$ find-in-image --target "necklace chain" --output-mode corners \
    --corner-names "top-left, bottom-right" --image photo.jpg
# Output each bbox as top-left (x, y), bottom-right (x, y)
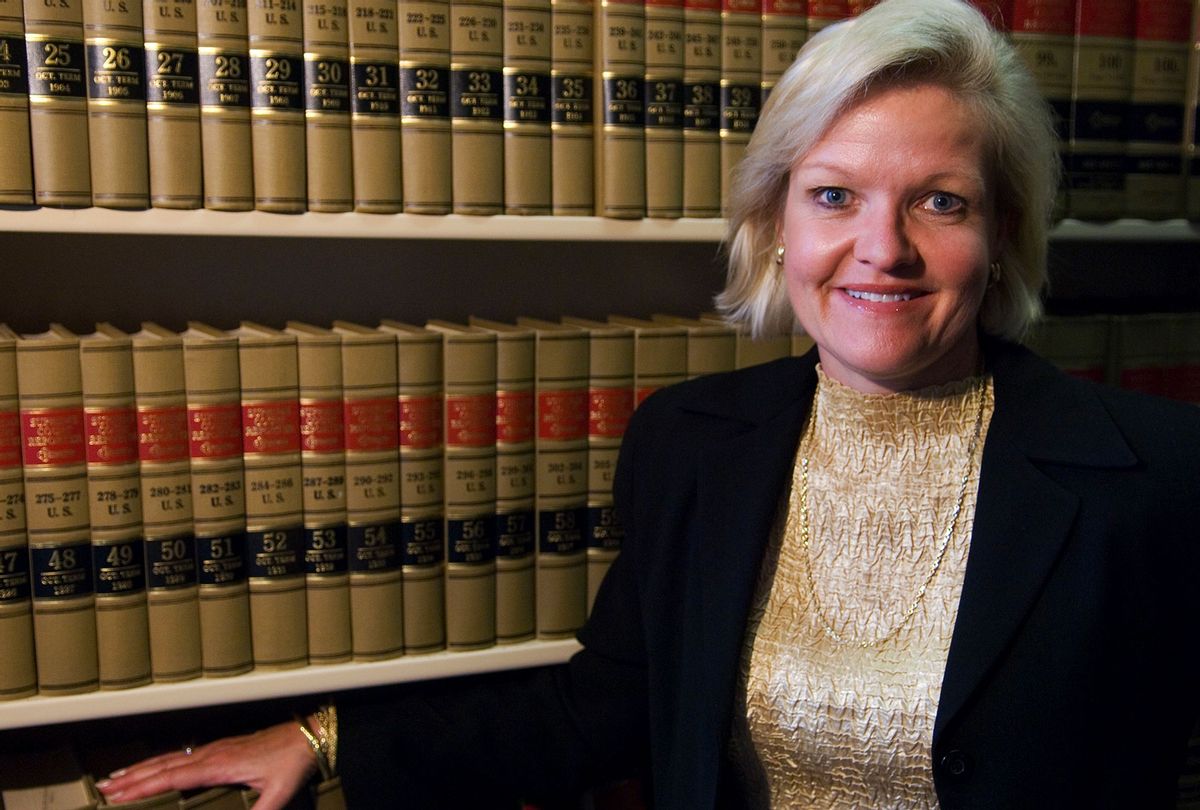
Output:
top-left (796, 375), bottom-right (988, 649)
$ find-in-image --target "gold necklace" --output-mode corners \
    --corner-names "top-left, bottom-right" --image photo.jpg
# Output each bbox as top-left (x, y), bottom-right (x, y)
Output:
top-left (796, 374), bottom-right (988, 649)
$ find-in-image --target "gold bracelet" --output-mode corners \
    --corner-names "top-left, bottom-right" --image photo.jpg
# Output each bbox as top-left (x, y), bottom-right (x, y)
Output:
top-left (296, 716), bottom-right (333, 781)
top-left (315, 704), bottom-right (338, 776)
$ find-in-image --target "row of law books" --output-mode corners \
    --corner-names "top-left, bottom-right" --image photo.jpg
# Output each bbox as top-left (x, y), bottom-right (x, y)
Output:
top-left (0, 314), bottom-right (809, 701)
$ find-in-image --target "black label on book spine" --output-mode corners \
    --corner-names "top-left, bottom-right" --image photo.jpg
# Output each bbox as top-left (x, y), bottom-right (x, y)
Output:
top-left (1067, 152), bottom-right (1125, 191)
top-left (352, 60), bottom-right (401, 115)
top-left (1129, 102), bottom-right (1184, 143)
top-left (494, 509), bottom-right (533, 558)
top-left (0, 545), bottom-right (31, 602)
top-left (503, 70), bottom-right (550, 124)
top-left (719, 82), bottom-right (759, 133)
top-left (401, 518), bottom-right (443, 566)
top-left (585, 505), bottom-right (623, 551)
top-left (246, 527), bottom-right (303, 577)
top-left (1071, 100), bottom-right (1127, 142)
top-left (450, 67), bottom-right (502, 120)
top-left (683, 80), bottom-right (718, 131)
top-left (25, 39), bottom-right (87, 99)
top-left (31, 542), bottom-right (94, 600)
top-left (538, 506), bottom-right (585, 554)
top-left (86, 43), bottom-right (147, 101)
top-left (145, 45), bottom-right (201, 105)
top-left (305, 525), bottom-right (349, 574)
top-left (305, 56), bottom-right (351, 113)
top-left (0, 35), bottom-right (30, 96)
top-left (93, 538), bottom-right (147, 595)
top-left (399, 65), bottom-right (449, 118)
top-left (146, 535), bottom-right (198, 590)
top-left (644, 78), bottom-right (682, 128)
top-left (250, 52), bottom-right (304, 111)
top-left (447, 516), bottom-right (495, 563)
top-left (603, 75), bottom-right (643, 127)
top-left (1126, 154), bottom-right (1184, 175)
top-left (348, 522), bottom-right (400, 572)
top-left (197, 532), bottom-right (247, 585)
top-left (550, 74), bottom-right (591, 125)
top-left (199, 50), bottom-right (251, 108)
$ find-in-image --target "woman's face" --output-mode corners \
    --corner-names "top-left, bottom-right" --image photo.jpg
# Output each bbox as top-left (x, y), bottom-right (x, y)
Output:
top-left (779, 82), bottom-right (1000, 393)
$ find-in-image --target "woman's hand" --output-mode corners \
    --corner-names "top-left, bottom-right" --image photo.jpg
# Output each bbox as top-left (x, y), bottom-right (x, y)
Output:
top-left (95, 719), bottom-right (319, 810)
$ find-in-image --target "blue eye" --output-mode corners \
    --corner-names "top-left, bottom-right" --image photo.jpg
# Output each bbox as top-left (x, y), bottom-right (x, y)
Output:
top-left (926, 192), bottom-right (962, 213)
top-left (817, 188), bottom-right (848, 206)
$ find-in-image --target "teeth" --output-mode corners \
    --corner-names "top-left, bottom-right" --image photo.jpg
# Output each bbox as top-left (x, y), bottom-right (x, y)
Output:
top-left (847, 289), bottom-right (915, 303)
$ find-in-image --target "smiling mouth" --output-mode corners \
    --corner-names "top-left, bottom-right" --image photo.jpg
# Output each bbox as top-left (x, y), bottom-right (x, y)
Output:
top-left (844, 289), bottom-right (922, 303)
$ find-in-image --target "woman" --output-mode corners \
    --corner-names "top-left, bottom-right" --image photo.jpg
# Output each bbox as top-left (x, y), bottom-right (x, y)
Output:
top-left (99, 0), bottom-right (1200, 806)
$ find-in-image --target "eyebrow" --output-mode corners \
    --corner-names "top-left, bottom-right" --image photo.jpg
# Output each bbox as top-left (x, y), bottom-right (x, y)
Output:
top-left (794, 162), bottom-right (987, 191)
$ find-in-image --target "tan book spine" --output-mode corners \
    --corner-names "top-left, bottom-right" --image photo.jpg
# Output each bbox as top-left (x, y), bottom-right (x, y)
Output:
top-left (180, 323), bottom-right (252, 677)
top-left (0, 0), bottom-right (34, 205)
top-left (718, 0), bottom-right (759, 217)
top-left (130, 324), bottom-right (202, 683)
top-left (803, 0), bottom-right (846, 36)
top-left (304, 0), bottom-right (353, 211)
top-left (0, 326), bottom-right (35, 700)
top-left (83, 0), bottom-right (149, 208)
top-left (760, 0), bottom-right (802, 103)
top-left (467, 317), bottom-right (534, 643)
top-left (644, 0), bottom-right (682, 217)
top-left (1188, 0), bottom-right (1199, 219)
top-left (503, 0), bottom-right (552, 214)
top-left (80, 326), bottom-right (152, 690)
top-left (197, 0), bottom-right (253, 209)
top-left (16, 328), bottom-right (99, 695)
top-left (1023, 313), bottom-right (1112, 384)
top-left (231, 323), bottom-right (308, 669)
top-left (549, 0), bottom-right (593, 214)
top-left (427, 322), bottom-right (496, 650)
top-left (607, 315), bottom-right (686, 403)
top-left (450, 0), bottom-right (503, 213)
top-left (398, 0), bottom-right (451, 213)
top-left (329, 321), bottom-right (404, 661)
top-left (286, 323), bottom-right (353, 665)
top-left (1126, 0), bottom-right (1191, 219)
top-left (23, 0), bottom-right (91, 206)
top-left (248, 0), bottom-right (307, 211)
top-left (650, 313), bottom-right (734, 377)
top-left (790, 329), bottom-right (814, 356)
top-left (379, 321), bottom-right (445, 653)
top-left (348, 0), bottom-right (402, 212)
top-left (595, 0), bottom-right (644, 218)
top-left (143, 0), bottom-right (202, 208)
top-left (681, 0), bottom-right (718, 217)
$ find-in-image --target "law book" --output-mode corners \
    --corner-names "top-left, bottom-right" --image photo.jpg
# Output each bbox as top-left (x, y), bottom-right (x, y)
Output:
top-left (0, 0), bottom-right (34, 205)
top-left (378, 321), bottom-right (446, 654)
top-left (606, 315), bottom-right (687, 404)
top-left (594, 0), bottom-right (645, 218)
top-left (503, 0), bottom-right (552, 214)
top-left (1166, 310), bottom-right (1200, 404)
top-left (229, 322), bottom-right (308, 669)
top-left (248, 0), bottom-right (307, 211)
top-left (197, 0), bottom-right (253, 210)
top-left (1023, 312), bottom-right (1111, 385)
top-left (129, 323), bottom-right (202, 683)
top-left (467, 317), bottom-right (535, 643)
top-left (560, 317), bottom-right (632, 612)
top-left (304, 0), bottom-right (353, 211)
top-left (699, 311), bottom-right (789, 368)
top-left (0, 325), bottom-right (35, 701)
top-left (643, 0), bottom-right (683, 217)
top-left (284, 322), bottom-right (353, 665)
top-left (803, 0), bottom-right (847, 39)
top-left (718, 0), bottom-right (760, 216)
top-left (649, 313), bottom-right (734, 377)
top-left (1188, 0), bottom-right (1199, 220)
top-left (79, 324), bottom-right (152, 690)
top-left (760, 0), bottom-right (803, 105)
top-left (790, 328), bottom-right (814, 356)
top-left (549, 0), bottom-right (593, 214)
top-left (1068, 0), bottom-right (1134, 221)
top-left (1126, 0), bottom-right (1191, 219)
top-left (426, 322), bottom-right (496, 649)
top-left (680, 0), bottom-right (719, 217)
top-left (450, 0), bottom-right (504, 213)
top-left (179, 322), bottom-right (252, 677)
top-left (1112, 312), bottom-right (1173, 397)
top-left (16, 326), bottom-right (99, 696)
top-left (398, 0), bottom-right (452, 213)
top-left (142, 0), bottom-right (203, 208)
top-left (327, 320), bottom-right (404, 661)
top-left (514, 317), bottom-right (588, 638)
top-left (347, 0), bottom-right (402, 212)
top-left (23, 0), bottom-right (92, 207)
top-left (82, 0), bottom-right (150, 208)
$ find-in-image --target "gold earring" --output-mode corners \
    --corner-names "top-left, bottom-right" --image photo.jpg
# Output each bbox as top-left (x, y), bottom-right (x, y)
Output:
top-left (775, 243), bottom-right (786, 265)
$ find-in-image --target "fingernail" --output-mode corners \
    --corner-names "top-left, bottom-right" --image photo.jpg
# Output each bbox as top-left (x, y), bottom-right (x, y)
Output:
top-left (95, 779), bottom-right (111, 789)
top-left (108, 769), bottom-right (127, 778)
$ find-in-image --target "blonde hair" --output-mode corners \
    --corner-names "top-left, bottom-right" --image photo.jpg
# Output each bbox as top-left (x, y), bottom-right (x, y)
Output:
top-left (716, 0), bottom-right (1059, 341)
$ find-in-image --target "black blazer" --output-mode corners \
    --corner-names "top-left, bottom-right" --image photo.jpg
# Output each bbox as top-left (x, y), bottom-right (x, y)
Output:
top-left (339, 339), bottom-right (1200, 809)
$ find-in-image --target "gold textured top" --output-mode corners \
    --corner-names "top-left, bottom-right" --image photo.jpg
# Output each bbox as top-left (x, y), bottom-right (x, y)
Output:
top-left (728, 366), bottom-right (996, 808)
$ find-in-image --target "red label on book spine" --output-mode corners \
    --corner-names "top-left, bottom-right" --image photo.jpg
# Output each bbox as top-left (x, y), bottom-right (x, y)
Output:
top-left (537, 389), bottom-right (588, 441)
top-left (685, 0), bottom-right (720, 10)
top-left (636, 386), bottom-right (661, 407)
top-left (1076, 0), bottom-right (1134, 38)
top-left (1135, 0), bottom-right (1191, 43)
top-left (764, 0), bottom-right (804, 15)
top-left (242, 401), bottom-right (301, 454)
top-left (300, 400), bottom-right (346, 453)
top-left (446, 394), bottom-right (497, 448)
top-left (965, 0), bottom-right (1012, 31)
top-left (399, 395), bottom-right (442, 449)
top-left (648, 0), bottom-right (683, 8)
top-left (0, 411), bottom-right (20, 468)
top-left (1011, 0), bottom-right (1075, 35)
top-left (86, 407), bottom-right (139, 465)
top-left (807, 0), bottom-right (849, 21)
top-left (722, 0), bottom-right (757, 11)
top-left (496, 390), bottom-right (534, 444)
top-left (847, 0), bottom-right (876, 15)
top-left (21, 407), bottom-right (86, 467)
top-left (188, 403), bottom-right (242, 459)
top-left (137, 405), bottom-right (189, 462)
top-left (343, 397), bottom-right (396, 452)
top-left (589, 388), bottom-right (634, 439)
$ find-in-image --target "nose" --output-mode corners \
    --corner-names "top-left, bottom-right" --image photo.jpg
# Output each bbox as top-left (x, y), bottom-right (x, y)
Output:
top-left (852, 204), bottom-right (918, 272)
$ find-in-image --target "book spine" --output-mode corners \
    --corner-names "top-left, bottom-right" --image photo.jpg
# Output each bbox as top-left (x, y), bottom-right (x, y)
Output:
top-left (684, 327), bottom-right (734, 376)
top-left (803, 0), bottom-right (846, 36)
top-left (237, 336), bottom-right (308, 669)
top-left (549, 0), bottom-right (593, 214)
top-left (23, 0), bottom-right (92, 206)
top-left (399, 0), bottom-right (451, 213)
top-left (304, 0), bottom-right (353, 210)
top-left (83, 0), bottom-right (150, 208)
top-left (644, 0), bottom-right (682, 217)
top-left (718, 0), bottom-right (759, 216)
top-left (503, 0), bottom-right (552, 214)
top-left (450, 0), bottom-right (503, 213)
top-left (1188, 0), bottom-right (1199, 220)
top-left (294, 336), bottom-right (352, 664)
top-left (760, 0), bottom-right (802, 103)
top-left (131, 338), bottom-right (202, 682)
top-left (143, 0), bottom-right (203, 208)
top-left (1126, 0), bottom-right (1191, 219)
top-left (348, 0), bottom-right (402, 212)
top-left (0, 335), bottom-right (35, 700)
top-left (441, 333), bottom-right (496, 649)
top-left (183, 339), bottom-right (252, 676)
top-left (17, 338), bottom-right (99, 695)
top-left (681, 0), bottom-right (718, 217)
top-left (197, 0), bottom-right (254, 210)
top-left (631, 326), bottom-right (685, 403)
top-left (1024, 314), bottom-right (1112, 383)
top-left (1069, 0), bottom-right (1134, 221)
top-left (0, 0), bottom-right (33, 205)
top-left (595, 0), bottom-right (644, 217)
top-left (248, 0), bottom-right (307, 211)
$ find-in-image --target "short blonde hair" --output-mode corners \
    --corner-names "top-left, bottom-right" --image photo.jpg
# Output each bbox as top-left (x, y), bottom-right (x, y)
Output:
top-left (716, 0), bottom-right (1059, 341)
